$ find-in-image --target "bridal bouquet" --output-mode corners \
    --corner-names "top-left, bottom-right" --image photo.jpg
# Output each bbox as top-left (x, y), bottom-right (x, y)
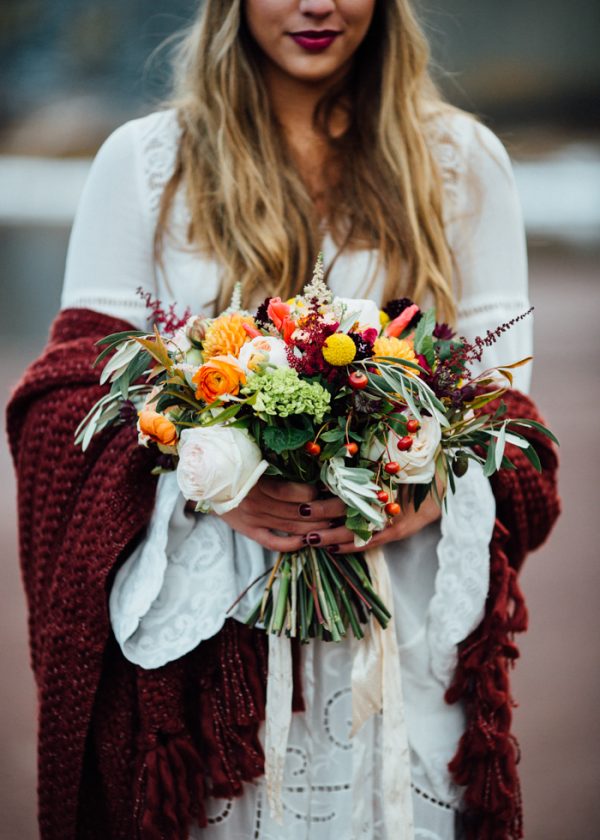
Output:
top-left (77, 256), bottom-right (556, 642)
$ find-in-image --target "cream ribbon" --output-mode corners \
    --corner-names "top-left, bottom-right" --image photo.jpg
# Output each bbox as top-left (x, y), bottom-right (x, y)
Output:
top-left (351, 547), bottom-right (414, 839)
top-left (265, 547), bottom-right (414, 838)
top-left (265, 631), bottom-right (293, 824)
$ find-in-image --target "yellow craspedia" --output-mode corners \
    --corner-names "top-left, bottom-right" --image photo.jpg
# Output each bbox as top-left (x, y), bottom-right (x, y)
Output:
top-left (373, 337), bottom-right (419, 376)
top-left (322, 333), bottom-right (357, 366)
top-left (203, 313), bottom-right (256, 359)
top-left (379, 310), bottom-right (390, 327)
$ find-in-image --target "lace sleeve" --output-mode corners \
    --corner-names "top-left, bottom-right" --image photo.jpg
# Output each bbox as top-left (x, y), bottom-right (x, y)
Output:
top-left (433, 113), bottom-right (533, 393)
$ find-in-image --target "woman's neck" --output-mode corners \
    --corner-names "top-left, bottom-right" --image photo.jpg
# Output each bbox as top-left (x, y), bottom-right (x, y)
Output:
top-left (260, 58), bottom-right (350, 212)
top-left (261, 57), bottom-right (350, 139)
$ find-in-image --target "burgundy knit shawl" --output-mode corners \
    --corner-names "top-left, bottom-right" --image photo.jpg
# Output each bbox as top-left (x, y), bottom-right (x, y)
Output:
top-left (6, 309), bottom-right (560, 840)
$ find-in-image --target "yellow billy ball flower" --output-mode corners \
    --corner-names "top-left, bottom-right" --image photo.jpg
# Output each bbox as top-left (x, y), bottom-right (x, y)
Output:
top-left (379, 310), bottom-right (390, 327)
top-left (322, 333), bottom-right (357, 366)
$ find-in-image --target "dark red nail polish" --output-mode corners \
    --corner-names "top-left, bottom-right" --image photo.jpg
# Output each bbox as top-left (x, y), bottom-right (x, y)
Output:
top-left (329, 545), bottom-right (340, 554)
top-left (299, 504), bottom-right (312, 518)
top-left (305, 532), bottom-right (321, 546)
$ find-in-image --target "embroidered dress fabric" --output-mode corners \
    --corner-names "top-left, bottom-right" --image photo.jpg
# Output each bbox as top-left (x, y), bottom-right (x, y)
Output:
top-left (61, 108), bottom-right (532, 840)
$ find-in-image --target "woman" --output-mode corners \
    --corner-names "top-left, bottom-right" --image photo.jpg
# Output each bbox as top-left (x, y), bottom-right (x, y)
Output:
top-left (7, 1), bottom-right (560, 839)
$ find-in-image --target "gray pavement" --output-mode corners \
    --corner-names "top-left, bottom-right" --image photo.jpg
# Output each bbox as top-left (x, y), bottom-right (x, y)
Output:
top-left (1, 249), bottom-right (598, 839)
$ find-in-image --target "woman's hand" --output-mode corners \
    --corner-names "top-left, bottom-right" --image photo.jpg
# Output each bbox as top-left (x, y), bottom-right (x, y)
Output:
top-left (203, 477), bottom-right (347, 553)
top-left (293, 477), bottom-right (446, 554)
top-left (328, 494), bottom-right (443, 554)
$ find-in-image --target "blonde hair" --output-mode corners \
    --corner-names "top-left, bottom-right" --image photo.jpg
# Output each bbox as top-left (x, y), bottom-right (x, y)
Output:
top-left (156, 0), bottom-right (460, 321)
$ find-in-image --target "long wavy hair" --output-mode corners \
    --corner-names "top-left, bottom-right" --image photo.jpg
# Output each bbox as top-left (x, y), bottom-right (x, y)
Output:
top-left (156, 0), bottom-right (462, 321)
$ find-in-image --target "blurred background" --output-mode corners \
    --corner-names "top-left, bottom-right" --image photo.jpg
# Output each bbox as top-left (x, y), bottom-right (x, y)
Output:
top-left (1, 1), bottom-right (599, 838)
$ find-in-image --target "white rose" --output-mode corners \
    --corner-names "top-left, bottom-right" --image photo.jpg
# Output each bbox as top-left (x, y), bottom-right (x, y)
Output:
top-left (363, 415), bottom-right (442, 484)
top-left (176, 426), bottom-right (269, 514)
top-left (395, 416), bottom-right (442, 484)
top-left (237, 336), bottom-right (290, 374)
top-left (334, 297), bottom-right (381, 332)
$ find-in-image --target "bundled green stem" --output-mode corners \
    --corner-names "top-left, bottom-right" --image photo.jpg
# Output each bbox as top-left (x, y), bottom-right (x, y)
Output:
top-left (245, 547), bottom-right (392, 642)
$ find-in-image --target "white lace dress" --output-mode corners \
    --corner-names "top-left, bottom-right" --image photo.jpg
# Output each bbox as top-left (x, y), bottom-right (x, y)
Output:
top-left (61, 108), bottom-right (532, 840)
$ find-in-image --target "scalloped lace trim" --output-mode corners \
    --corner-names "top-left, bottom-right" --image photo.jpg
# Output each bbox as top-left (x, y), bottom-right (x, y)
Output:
top-left (427, 461), bottom-right (496, 689)
top-left (457, 298), bottom-right (531, 320)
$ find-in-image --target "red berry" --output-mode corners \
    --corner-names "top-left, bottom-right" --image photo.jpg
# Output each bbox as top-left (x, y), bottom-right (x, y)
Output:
top-left (345, 442), bottom-right (359, 456)
top-left (348, 371), bottom-right (368, 390)
top-left (376, 490), bottom-right (389, 503)
top-left (407, 419), bottom-right (420, 433)
top-left (385, 502), bottom-right (401, 516)
top-left (304, 441), bottom-right (321, 456)
top-left (397, 436), bottom-right (413, 452)
top-left (384, 461), bottom-right (400, 475)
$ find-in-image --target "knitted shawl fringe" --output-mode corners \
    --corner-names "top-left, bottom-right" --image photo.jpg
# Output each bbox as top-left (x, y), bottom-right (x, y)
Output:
top-left (6, 309), bottom-right (560, 840)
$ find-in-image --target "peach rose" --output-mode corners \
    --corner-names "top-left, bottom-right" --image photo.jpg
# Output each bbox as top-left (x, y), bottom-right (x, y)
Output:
top-left (192, 355), bottom-right (246, 403)
top-left (138, 410), bottom-right (178, 447)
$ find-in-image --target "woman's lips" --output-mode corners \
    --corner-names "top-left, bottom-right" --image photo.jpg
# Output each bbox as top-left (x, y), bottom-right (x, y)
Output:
top-left (289, 31), bottom-right (341, 52)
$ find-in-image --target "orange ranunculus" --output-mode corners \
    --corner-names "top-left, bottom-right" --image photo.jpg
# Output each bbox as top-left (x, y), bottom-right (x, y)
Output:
top-left (267, 297), bottom-right (291, 331)
top-left (192, 356), bottom-right (246, 403)
top-left (203, 313), bottom-right (257, 359)
top-left (138, 410), bottom-right (178, 446)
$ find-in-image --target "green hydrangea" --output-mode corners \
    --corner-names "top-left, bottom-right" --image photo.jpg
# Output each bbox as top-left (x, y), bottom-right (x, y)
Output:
top-left (243, 368), bottom-right (331, 423)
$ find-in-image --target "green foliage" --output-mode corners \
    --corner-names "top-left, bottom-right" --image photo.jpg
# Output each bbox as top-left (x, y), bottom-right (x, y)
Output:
top-left (263, 424), bottom-right (314, 454)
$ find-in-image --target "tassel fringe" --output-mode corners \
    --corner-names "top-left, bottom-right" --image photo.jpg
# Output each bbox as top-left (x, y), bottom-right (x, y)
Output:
top-left (446, 522), bottom-right (528, 840)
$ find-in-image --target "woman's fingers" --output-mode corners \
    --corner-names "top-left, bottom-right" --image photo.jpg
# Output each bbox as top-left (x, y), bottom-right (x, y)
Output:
top-left (251, 528), bottom-right (306, 553)
top-left (302, 524), bottom-right (356, 549)
top-left (302, 496), bottom-right (347, 521)
top-left (258, 477), bottom-right (318, 504)
top-left (248, 480), bottom-right (347, 523)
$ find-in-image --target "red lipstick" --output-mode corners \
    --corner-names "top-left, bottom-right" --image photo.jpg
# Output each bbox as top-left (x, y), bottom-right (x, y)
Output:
top-left (289, 30), bottom-right (341, 52)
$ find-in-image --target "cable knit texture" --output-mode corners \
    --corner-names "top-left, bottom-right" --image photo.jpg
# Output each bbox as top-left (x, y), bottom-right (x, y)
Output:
top-left (6, 309), bottom-right (559, 839)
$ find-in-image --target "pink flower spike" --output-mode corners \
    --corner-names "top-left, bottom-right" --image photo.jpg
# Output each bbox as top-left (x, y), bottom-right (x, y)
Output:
top-left (242, 322), bottom-right (262, 339)
top-left (385, 304), bottom-right (420, 338)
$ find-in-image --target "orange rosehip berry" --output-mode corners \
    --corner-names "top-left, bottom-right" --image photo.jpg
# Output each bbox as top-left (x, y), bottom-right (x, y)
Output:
top-left (348, 371), bottom-right (368, 390)
top-left (345, 442), bottom-right (359, 456)
top-left (406, 419), bottom-right (420, 433)
top-left (385, 502), bottom-right (401, 516)
top-left (397, 436), bottom-right (413, 452)
top-left (384, 461), bottom-right (400, 475)
top-left (376, 490), bottom-right (389, 503)
top-left (304, 441), bottom-right (321, 456)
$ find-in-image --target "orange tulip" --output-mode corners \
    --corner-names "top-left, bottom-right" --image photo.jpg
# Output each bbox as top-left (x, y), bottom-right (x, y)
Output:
top-left (384, 304), bottom-right (420, 338)
top-left (138, 410), bottom-right (178, 447)
top-left (193, 356), bottom-right (246, 403)
top-left (267, 297), bottom-right (291, 331)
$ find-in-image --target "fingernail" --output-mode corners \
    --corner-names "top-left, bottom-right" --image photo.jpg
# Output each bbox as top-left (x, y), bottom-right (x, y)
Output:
top-left (329, 544), bottom-right (340, 554)
top-left (304, 532), bottom-right (321, 546)
top-left (299, 504), bottom-right (312, 518)
top-left (330, 517), bottom-right (346, 528)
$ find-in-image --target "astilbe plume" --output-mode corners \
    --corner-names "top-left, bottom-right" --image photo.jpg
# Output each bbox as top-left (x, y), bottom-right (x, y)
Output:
top-left (287, 313), bottom-right (340, 379)
top-left (136, 287), bottom-right (192, 335)
top-left (424, 308), bottom-right (534, 404)
top-left (460, 308), bottom-right (534, 365)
